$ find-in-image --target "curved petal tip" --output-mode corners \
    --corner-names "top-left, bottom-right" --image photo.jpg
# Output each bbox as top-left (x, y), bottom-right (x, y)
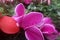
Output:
top-left (41, 24), bottom-right (57, 34)
top-left (15, 3), bottom-right (25, 16)
top-left (42, 17), bottom-right (53, 24)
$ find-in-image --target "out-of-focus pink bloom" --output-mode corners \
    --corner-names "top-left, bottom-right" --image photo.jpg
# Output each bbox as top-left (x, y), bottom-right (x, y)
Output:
top-left (0, 0), bottom-right (5, 3)
top-left (42, 17), bottom-right (53, 24)
top-left (40, 0), bottom-right (43, 3)
top-left (0, 0), bottom-right (14, 3)
top-left (58, 32), bottom-right (60, 36)
top-left (44, 0), bottom-right (47, 2)
top-left (13, 3), bottom-right (58, 40)
top-left (24, 0), bottom-right (32, 4)
top-left (47, 0), bottom-right (51, 5)
top-left (6, 0), bottom-right (14, 2)
top-left (24, 0), bottom-right (51, 5)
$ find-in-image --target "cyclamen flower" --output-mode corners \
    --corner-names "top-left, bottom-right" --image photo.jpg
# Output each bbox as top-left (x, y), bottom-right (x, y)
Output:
top-left (24, 0), bottom-right (51, 5)
top-left (6, 0), bottom-right (13, 2)
top-left (12, 3), bottom-right (58, 40)
top-left (47, 0), bottom-right (51, 5)
top-left (24, 0), bottom-right (32, 4)
top-left (0, 0), bottom-right (5, 3)
top-left (0, 0), bottom-right (13, 3)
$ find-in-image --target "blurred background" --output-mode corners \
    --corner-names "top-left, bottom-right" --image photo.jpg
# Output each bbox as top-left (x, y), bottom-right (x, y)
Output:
top-left (0, 0), bottom-right (60, 40)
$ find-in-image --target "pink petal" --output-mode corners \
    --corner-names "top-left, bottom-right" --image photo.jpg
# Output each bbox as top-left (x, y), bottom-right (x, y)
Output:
top-left (12, 16), bottom-right (23, 23)
top-left (45, 33), bottom-right (58, 40)
top-left (12, 3), bottom-right (25, 23)
top-left (37, 17), bottom-right (53, 29)
top-left (58, 32), bottom-right (60, 35)
top-left (25, 25), bottom-right (44, 40)
top-left (15, 3), bottom-right (25, 16)
top-left (41, 24), bottom-right (57, 34)
top-left (41, 24), bottom-right (58, 40)
top-left (12, 16), bottom-right (19, 21)
top-left (35, 17), bottom-right (53, 28)
top-left (12, 15), bottom-right (24, 28)
top-left (22, 12), bottom-right (43, 29)
top-left (42, 17), bottom-right (53, 24)
top-left (47, 0), bottom-right (51, 5)
top-left (24, 0), bottom-right (32, 4)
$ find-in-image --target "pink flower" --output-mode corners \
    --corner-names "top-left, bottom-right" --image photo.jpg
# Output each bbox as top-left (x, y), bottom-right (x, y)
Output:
top-left (6, 0), bottom-right (13, 2)
top-left (12, 3), bottom-right (58, 40)
top-left (24, 0), bottom-right (51, 5)
top-left (0, 0), bottom-right (14, 3)
top-left (0, 0), bottom-right (5, 3)
top-left (47, 0), bottom-right (51, 5)
top-left (24, 0), bottom-right (32, 4)
top-left (40, 0), bottom-right (43, 3)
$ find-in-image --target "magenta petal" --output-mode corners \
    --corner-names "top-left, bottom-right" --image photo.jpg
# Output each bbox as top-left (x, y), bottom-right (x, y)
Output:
top-left (15, 3), bottom-right (25, 16)
top-left (12, 16), bottom-right (19, 21)
top-left (22, 12), bottom-right (43, 28)
top-left (12, 16), bottom-right (23, 22)
top-left (35, 17), bottom-right (53, 28)
top-left (25, 26), bottom-right (44, 40)
top-left (58, 32), bottom-right (60, 37)
top-left (41, 24), bottom-right (58, 40)
top-left (41, 24), bottom-right (57, 34)
top-left (45, 33), bottom-right (58, 40)
top-left (42, 17), bottom-right (53, 24)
